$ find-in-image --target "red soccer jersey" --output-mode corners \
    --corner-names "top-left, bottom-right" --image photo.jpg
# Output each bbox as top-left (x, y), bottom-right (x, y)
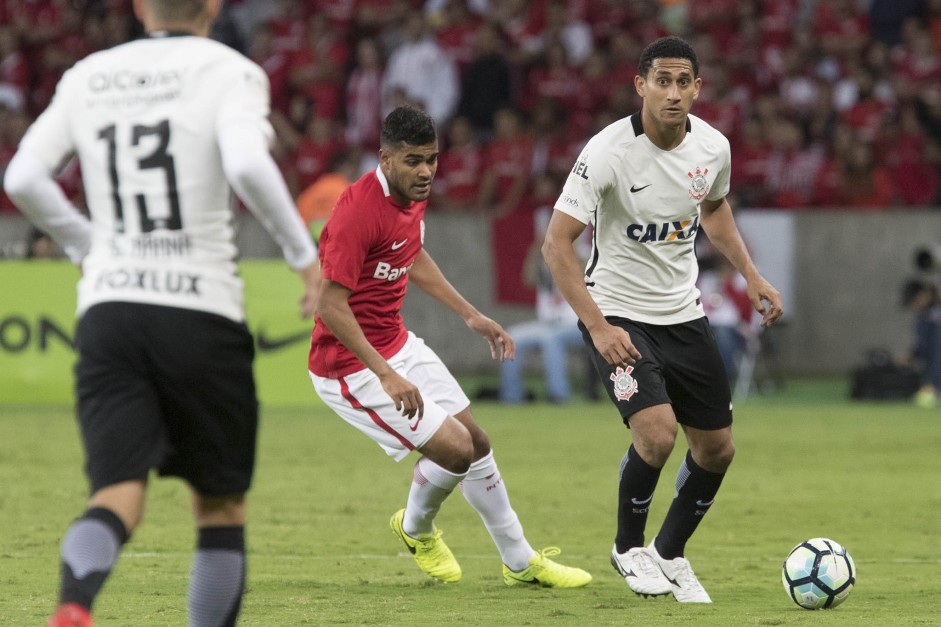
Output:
top-left (309, 167), bottom-right (425, 378)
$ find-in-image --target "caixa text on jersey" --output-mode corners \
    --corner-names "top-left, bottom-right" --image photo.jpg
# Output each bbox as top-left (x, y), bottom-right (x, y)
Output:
top-left (626, 217), bottom-right (699, 243)
top-left (94, 268), bottom-right (201, 295)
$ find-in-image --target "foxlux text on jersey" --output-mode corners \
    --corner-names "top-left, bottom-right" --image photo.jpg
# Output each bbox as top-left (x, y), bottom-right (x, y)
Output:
top-left (95, 268), bottom-right (201, 295)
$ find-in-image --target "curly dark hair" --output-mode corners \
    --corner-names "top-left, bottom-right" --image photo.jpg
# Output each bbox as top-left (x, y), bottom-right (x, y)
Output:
top-left (638, 36), bottom-right (699, 79)
top-left (380, 105), bottom-right (437, 149)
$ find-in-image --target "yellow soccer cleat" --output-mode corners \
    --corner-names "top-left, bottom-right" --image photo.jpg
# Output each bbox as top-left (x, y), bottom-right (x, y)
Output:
top-left (390, 509), bottom-right (462, 583)
top-left (503, 547), bottom-right (592, 588)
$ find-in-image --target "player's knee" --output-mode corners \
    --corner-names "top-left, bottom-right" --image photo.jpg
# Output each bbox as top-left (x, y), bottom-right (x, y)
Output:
top-left (698, 439), bottom-right (735, 472)
top-left (470, 428), bottom-right (491, 459)
top-left (193, 493), bottom-right (246, 526)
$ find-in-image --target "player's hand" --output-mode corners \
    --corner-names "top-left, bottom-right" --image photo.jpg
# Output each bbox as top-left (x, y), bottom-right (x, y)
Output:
top-left (298, 261), bottom-right (321, 319)
top-left (590, 322), bottom-right (642, 367)
top-left (467, 314), bottom-right (516, 361)
top-left (379, 370), bottom-right (424, 419)
top-left (747, 275), bottom-right (783, 327)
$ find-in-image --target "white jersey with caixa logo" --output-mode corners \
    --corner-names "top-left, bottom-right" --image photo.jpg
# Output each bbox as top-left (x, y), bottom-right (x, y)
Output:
top-left (555, 112), bottom-right (731, 325)
top-left (17, 34), bottom-right (294, 322)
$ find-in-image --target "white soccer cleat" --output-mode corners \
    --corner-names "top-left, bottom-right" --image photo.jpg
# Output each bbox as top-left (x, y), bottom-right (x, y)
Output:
top-left (610, 544), bottom-right (672, 597)
top-left (647, 540), bottom-right (712, 603)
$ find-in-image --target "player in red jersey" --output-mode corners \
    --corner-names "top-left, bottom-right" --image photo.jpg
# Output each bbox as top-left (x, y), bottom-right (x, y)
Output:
top-left (309, 105), bottom-right (591, 588)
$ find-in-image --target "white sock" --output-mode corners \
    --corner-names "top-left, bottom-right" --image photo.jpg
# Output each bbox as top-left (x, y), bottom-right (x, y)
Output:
top-left (403, 457), bottom-right (466, 536)
top-left (460, 451), bottom-right (535, 571)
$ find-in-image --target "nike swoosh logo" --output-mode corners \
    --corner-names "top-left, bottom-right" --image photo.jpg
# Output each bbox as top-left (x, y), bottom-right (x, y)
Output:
top-left (256, 329), bottom-right (310, 352)
top-left (695, 499), bottom-right (715, 508)
top-left (631, 496), bottom-right (653, 505)
top-left (391, 239), bottom-right (408, 250)
top-left (630, 184), bottom-right (652, 193)
top-left (408, 415), bottom-right (423, 432)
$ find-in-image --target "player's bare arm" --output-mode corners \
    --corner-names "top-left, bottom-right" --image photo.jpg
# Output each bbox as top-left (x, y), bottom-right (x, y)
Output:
top-left (700, 197), bottom-right (783, 327)
top-left (408, 249), bottom-right (515, 361)
top-left (542, 210), bottom-right (642, 366)
top-left (317, 279), bottom-right (423, 417)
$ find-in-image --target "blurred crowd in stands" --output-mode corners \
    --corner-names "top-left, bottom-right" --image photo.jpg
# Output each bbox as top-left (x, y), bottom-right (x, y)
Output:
top-left (2, 0), bottom-right (941, 222)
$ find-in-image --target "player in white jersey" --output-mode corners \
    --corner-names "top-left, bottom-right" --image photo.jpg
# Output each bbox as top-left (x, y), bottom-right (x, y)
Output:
top-left (3, 1), bottom-right (319, 626)
top-left (543, 36), bottom-right (783, 603)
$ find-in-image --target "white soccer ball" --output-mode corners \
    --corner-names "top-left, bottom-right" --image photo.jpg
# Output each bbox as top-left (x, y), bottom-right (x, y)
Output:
top-left (782, 537), bottom-right (856, 610)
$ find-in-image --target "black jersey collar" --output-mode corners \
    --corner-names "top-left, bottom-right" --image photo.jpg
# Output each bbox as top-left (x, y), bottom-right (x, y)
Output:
top-left (630, 111), bottom-right (692, 136)
top-left (147, 30), bottom-right (197, 38)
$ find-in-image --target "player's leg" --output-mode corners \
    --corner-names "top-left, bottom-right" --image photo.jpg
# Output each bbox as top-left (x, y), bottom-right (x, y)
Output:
top-left (581, 317), bottom-right (674, 596)
top-left (405, 416), bottom-right (473, 535)
top-left (450, 408), bottom-right (591, 587)
top-left (655, 425), bottom-right (734, 560)
top-left (50, 303), bottom-right (166, 625)
top-left (605, 405), bottom-right (677, 596)
top-left (311, 334), bottom-right (471, 582)
top-left (147, 306), bottom-right (257, 620)
top-left (647, 318), bottom-right (734, 603)
top-left (49, 480), bottom-right (143, 627)
top-left (387, 417), bottom-right (471, 583)
top-left (188, 492), bottom-right (247, 627)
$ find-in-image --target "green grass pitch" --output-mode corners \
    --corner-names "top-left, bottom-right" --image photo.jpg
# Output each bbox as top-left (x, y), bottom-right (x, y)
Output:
top-left (2, 380), bottom-right (940, 626)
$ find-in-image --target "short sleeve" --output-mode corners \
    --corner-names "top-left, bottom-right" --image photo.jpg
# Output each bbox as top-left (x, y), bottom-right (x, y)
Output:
top-left (318, 191), bottom-right (376, 291)
top-left (554, 136), bottom-right (611, 225)
top-left (706, 136), bottom-right (732, 202)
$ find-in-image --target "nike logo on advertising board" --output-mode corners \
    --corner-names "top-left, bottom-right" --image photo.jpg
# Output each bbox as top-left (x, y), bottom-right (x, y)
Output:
top-left (391, 239), bottom-right (408, 250)
top-left (630, 184), bottom-right (652, 193)
top-left (256, 329), bottom-right (310, 352)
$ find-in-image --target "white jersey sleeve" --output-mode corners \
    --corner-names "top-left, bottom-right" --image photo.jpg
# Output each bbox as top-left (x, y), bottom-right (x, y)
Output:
top-left (555, 127), bottom-right (617, 226)
top-left (3, 148), bottom-right (91, 264)
top-left (218, 122), bottom-right (317, 270)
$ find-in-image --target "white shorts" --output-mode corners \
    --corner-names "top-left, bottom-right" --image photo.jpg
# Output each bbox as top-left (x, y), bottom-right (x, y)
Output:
top-left (309, 332), bottom-right (471, 461)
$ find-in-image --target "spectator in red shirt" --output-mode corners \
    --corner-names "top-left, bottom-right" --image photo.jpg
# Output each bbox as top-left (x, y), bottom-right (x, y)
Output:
top-left (248, 22), bottom-right (292, 115)
top-left (521, 39), bottom-right (583, 112)
top-left (476, 106), bottom-right (533, 216)
top-left (813, 135), bottom-right (894, 209)
top-left (433, 0), bottom-right (482, 75)
top-left (288, 12), bottom-right (348, 121)
top-left (880, 107), bottom-right (940, 206)
top-left (763, 115), bottom-right (827, 208)
top-left (344, 37), bottom-right (385, 150)
top-left (843, 68), bottom-right (892, 143)
top-left (432, 115), bottom-right (483, 211)
top-left (730, 116), bottom-right (773, 208)
top-left (293, 114), bottom-right (345, 193)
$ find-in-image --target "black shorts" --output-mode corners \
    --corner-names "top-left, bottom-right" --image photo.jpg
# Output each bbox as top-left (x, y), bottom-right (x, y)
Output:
top-left (580, 316), bottom-right (732, 430)
top-left (75, 302), bottom-right (258, 496)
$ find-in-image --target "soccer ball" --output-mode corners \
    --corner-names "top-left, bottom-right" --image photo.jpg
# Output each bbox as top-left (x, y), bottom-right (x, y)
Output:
top-left (782, 538), bottom-right (856, 609)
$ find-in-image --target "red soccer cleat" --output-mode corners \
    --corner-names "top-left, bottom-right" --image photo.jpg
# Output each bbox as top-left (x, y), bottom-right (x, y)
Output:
top-left (47, 603), bottom-right (93, 627)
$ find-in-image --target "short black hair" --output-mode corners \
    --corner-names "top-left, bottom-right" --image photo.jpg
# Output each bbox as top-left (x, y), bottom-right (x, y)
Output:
top-left (380, 105), bottom-right (437, 149)
top-left (638, 36), bottom-right (699, 79)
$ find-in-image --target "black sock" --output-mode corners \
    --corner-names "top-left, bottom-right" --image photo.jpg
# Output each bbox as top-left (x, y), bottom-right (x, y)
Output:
top-left (615, 445), bottom-right (662, 553)
top-left (188, 526), bottom-right (246, 627)
top-left (58, 507), bottom-right (129, 609)
top-left (655, 450), bottom-right (725, 560)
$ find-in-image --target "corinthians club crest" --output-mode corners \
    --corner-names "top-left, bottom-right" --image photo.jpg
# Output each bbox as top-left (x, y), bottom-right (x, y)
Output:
top-left (610, 365), bottom-right (638, 401)
top-left (687, 166), bottom-right (710, 201)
